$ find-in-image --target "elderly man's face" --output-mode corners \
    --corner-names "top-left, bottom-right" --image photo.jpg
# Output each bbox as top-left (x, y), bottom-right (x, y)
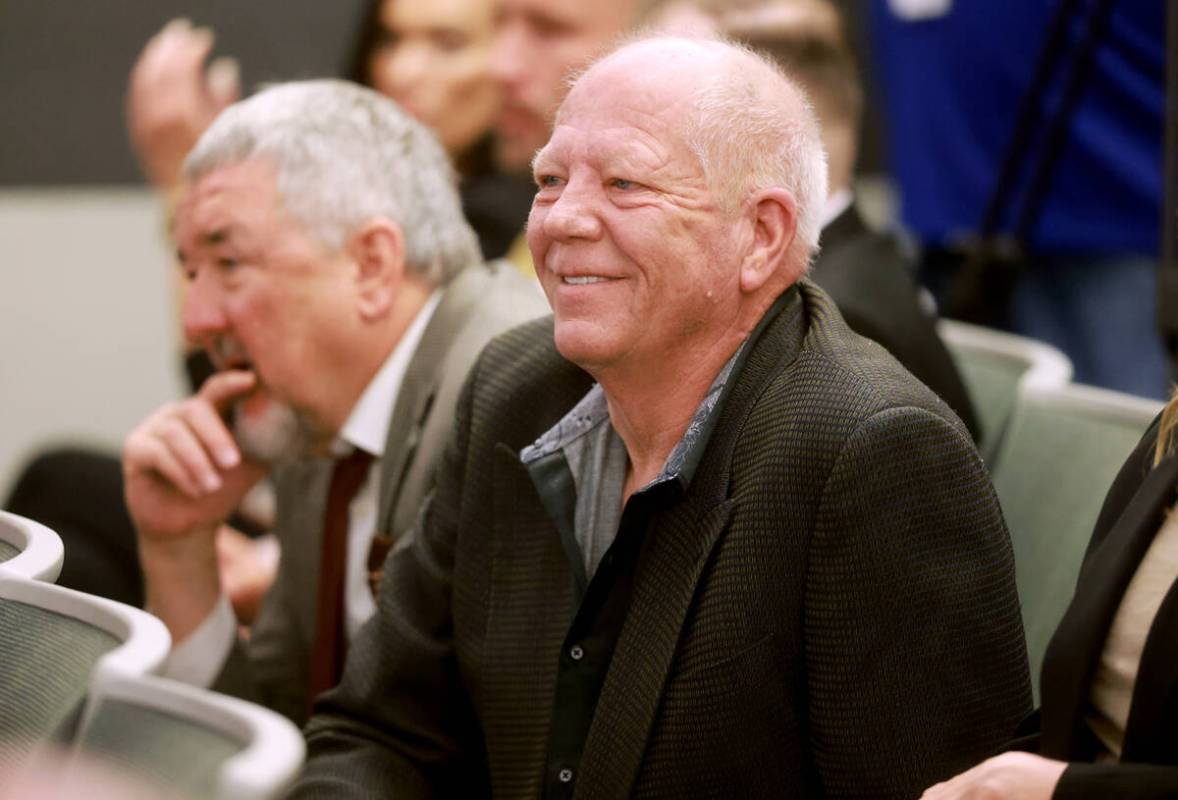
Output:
top-left (489, 0), bottom-right (639, 171)
top-left (528, 58), bottom-right (745, 374)
top-left (175, 159), bottom-right (356, 460)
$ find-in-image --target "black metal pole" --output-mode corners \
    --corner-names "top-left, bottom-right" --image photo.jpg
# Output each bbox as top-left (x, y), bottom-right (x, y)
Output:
top-left (1160, 0), bottom-right (1178, 380)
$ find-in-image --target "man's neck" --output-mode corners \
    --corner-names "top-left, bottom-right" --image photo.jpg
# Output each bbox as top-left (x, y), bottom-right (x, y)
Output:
top-left (323, 278), bottom-right (434, 438)
top-left (596, 329), bottom-right (747, 498)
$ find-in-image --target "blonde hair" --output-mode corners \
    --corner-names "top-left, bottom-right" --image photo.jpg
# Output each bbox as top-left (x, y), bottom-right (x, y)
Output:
top-left (1154, 388), bottom-right (1178, 466)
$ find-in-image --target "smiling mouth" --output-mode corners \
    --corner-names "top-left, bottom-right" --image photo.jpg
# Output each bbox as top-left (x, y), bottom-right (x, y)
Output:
top-left (562, 276), bottom-right (614, 285)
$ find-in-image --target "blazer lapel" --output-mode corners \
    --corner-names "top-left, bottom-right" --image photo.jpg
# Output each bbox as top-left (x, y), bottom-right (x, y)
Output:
top-left (483, 444), bottom-right (574, 794)
top-left (376, 266), bottom-right (488, 532)
top-left (1040, 455), bottom-right (1178, 757)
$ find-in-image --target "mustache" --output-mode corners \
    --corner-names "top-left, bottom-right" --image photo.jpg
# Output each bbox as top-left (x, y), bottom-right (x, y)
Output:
top-left (208, 336), bottom-right (253, 371)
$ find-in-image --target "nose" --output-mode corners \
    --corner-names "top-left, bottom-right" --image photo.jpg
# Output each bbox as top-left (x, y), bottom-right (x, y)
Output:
top-left (181, 267), bottom-right (228, 347)
top-left (489, 18), bottom-right (527, 88)
top-left (541, 179), bottom-right (603, 242)
top-left (388, 41), bottom-right (429, 96)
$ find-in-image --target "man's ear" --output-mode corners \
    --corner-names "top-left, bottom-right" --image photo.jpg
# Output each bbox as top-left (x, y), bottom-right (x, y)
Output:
top-left (739, 188), bottom-right (798, 293)
top-left (346, 218), bottom-right (405, 319)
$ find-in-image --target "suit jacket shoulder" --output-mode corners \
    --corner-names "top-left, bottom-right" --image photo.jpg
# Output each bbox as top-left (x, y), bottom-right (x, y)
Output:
top-left (378, 261), bottom-right (550, 539)
top-left (814, 204), bottom-right (981, 439)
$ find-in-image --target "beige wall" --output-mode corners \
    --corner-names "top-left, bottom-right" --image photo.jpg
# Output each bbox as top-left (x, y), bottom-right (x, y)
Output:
top-left (0, 188), bottom-right (184, 498)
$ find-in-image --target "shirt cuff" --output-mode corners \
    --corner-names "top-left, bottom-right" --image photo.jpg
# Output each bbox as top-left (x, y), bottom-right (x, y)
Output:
top-left (162, 593), bottom-right (236, 688)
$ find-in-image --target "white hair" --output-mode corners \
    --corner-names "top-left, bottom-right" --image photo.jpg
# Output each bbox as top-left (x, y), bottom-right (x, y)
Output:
top-left (184, 79), bottom-right (480, 286)
top-left (682, 37), bottom-right (828, 264)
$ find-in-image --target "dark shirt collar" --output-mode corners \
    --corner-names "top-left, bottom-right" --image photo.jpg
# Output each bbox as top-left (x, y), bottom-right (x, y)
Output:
top-left (521, 344), bottom-right (740, 496)
top-left (521, 286), bottom-right (797, 494)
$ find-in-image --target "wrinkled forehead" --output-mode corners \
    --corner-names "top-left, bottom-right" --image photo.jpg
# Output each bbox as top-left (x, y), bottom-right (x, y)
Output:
top-left (557, 56), bottom-right (699, 130)
top-left (174, 160), bottom-right (285, 245)
top-left (557, 38), bottom-right (726, 122)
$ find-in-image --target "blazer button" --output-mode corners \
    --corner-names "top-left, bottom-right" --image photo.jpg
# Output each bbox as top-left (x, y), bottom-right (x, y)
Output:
top-left (559, 768), bottom-right (574, 784)
top-left (569, 644), bottom-right (584, 661)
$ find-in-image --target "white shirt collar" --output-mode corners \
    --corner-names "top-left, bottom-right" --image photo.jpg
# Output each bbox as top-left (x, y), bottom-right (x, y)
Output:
top-left (820, 188), bottom-right (854, 230)
top-left (335, 290), bottom-right (443, 458)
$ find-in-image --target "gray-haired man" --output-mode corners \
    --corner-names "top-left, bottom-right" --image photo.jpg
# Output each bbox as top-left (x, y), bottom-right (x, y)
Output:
top-left (122, 79), bottom-right (549, 724)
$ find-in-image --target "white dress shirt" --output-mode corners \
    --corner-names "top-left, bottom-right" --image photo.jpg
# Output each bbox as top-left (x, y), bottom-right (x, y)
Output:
top-left (166, 291), bottom-right (443, 687)
top-left (820, 188), bottom-right (854, 231)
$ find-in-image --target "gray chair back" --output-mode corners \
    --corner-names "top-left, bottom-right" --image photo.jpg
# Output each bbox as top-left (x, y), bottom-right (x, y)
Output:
top-left (0, 576), bottom-right (169, 768)
top-left (991, 383), bottom-right (1162, 702)
top-left (938, 320), bottom-right (1073, 463)
top-left (75, 673), bottom-right (304, 800)
top-left (0, 510), bottom-right (64, 581)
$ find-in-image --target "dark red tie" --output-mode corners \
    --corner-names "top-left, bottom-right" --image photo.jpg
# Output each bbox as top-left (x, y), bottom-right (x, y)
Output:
top-left (308, 449), bottom-right (373, 707)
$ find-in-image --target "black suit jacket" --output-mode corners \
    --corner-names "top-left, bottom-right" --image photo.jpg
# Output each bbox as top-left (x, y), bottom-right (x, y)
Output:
top-left (294, 281), bottom-right (1029, 798)
top-left (814, 205), bottom-right (981, 440)
top-left (1040, 416), bottom-right (1178, 798)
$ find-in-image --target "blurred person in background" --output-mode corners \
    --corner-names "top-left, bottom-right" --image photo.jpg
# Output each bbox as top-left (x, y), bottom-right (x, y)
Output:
top-left (870, 0), bottom-right (1167, 399)
top-left (349, 0), bottom-right (536, 264)
top-left (651, 0), bottom-right (979, 439)
top-left (130, 1), bottom-right (532, 264)
top-left (486, 0), bottom-right (655, 269)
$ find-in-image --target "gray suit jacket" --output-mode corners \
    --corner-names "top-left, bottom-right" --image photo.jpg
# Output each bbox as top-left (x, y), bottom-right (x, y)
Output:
top-left (295, 280), bottom-right (1031, 798)
top-left (213, 261), bottom-right (549, 724)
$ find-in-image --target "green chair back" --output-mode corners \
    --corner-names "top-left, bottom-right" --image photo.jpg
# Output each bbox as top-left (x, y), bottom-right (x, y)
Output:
top-left (991, 383), bottom-right (1161, 703)
top-left (938, 320), bottom-right (1073, 463)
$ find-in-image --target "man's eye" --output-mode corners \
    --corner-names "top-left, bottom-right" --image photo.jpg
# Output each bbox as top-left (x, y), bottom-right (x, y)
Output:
top-left (610, 178), bottom-right (635, 190)
top-left (537, 175), bottom-right (563, 189)
top-left (217, 257), bottom-right (239, 270)
top-left (432, 30), bottom-right (469, 52)
top-left (374, 27), bottom-right (399, 48)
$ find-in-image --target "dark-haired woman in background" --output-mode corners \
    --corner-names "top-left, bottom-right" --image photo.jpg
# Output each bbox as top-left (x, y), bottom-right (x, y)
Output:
top-left (923, 399), bottom-right (1178, 797)
top-left (350, 0), bottom-right (535, 265)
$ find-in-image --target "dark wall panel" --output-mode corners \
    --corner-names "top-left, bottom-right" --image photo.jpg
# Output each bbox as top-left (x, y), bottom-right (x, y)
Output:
top-left (0, 0), bottom-right (368, 185)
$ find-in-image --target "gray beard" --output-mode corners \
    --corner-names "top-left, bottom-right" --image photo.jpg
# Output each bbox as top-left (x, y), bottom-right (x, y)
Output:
top-left (231, 396), bottom-right (321, 464)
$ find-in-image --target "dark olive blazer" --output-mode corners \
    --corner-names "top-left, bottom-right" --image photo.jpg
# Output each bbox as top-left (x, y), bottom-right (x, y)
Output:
top-left (1040, 416), bottom-right (1178, 798)
top-left (814, 204), bottom-right (980, 441)
top-left (294, 280), bottom-right (1030, 798)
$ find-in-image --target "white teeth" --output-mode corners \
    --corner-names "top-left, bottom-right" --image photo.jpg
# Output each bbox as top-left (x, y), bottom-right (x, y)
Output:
top-left (564, 276), bottom-right (608, 285)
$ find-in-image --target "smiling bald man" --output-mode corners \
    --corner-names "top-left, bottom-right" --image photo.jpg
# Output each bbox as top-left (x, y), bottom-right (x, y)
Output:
top-left (294, 37), bottom-right (1030, 799)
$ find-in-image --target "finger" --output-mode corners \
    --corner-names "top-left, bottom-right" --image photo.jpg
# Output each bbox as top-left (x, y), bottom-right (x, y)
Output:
top-left (921, 768), bottom-right (976, 800)
top-left (129, 19), bottom-right (205, 105)
top-left (142, 18), bottom-right (192, 63)
top-left (185, 25), bottom-right (217, 67)
top-left (205, 56), bottom-right (241, 109)
top-left (197, 369), bottom-right (258, 413)
top-left (130, 430), bottom-right (204, 498)
top-left (159, 17), bottom-right (193, 39)
top-left (179, 396), bottom-right (241, 469)
top-left (156, 416), bottom-right (223, 494)
top-left (149, 19), bottom-right (208, 73)
top-left (130, 19), bottom-right (187, 91)
top-left (142, 23), bottom-right (212, 96)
